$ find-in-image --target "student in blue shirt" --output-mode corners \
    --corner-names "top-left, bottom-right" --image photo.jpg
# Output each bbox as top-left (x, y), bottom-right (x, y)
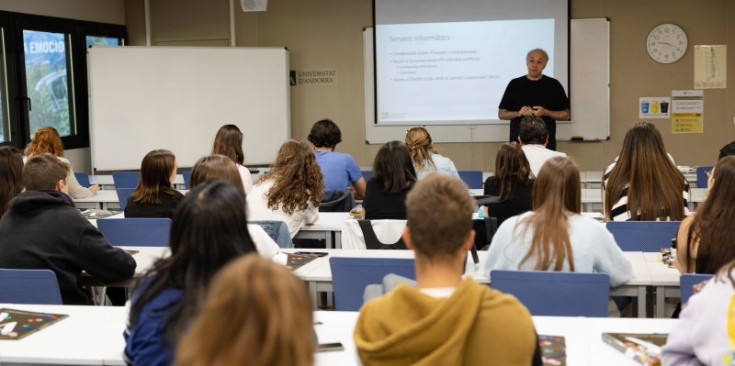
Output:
top-left (308, 119), bottom-right (366, 199)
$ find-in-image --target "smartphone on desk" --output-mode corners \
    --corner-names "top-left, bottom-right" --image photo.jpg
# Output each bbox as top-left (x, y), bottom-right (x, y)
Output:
top-left (317, 342), bottom-right (345, 352)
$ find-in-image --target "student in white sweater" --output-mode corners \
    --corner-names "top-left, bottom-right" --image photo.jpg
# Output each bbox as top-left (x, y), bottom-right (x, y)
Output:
top-left (212, 124), bottom-right (254, 194)
top-left (485, 156), bottom-right (632, 287)
top-left (517, 116), bottom-right (565, 178)
top-left (662, 260), bottom-right (735, 365)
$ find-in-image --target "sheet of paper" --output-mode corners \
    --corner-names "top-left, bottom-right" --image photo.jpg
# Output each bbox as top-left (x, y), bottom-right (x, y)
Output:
top-left (671, 90), bottom-right (704, 133)
top-left (694, 45), bottom-right (726, 89)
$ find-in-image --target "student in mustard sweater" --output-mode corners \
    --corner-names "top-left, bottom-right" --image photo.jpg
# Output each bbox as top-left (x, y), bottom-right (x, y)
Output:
top-left (354, 174), bottom-right (540, 366)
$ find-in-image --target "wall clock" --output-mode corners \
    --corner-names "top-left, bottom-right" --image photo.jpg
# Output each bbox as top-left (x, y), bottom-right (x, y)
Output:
top-left (646, 23), bottom-right (688, 64)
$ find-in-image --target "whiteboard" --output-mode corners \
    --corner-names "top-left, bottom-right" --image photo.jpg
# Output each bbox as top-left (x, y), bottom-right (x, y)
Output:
top-left (364, 18), bottom-right (610, 143)
top-left (88, 46), bottom-right (290, 171)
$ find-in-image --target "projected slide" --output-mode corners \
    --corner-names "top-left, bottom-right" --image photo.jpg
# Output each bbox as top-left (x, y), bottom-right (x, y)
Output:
top-left (376, 19), bottom-right (554, 125)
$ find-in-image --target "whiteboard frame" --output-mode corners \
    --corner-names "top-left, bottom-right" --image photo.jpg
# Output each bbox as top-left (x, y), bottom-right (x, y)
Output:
top-left (88, 46), bottom-right (290, 171)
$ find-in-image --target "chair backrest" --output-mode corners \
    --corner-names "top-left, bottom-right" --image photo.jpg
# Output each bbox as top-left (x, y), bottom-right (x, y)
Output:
top-left (358, 220), bottom-right (407, 250)
top-left (74, 172), bottom-right (91, 187)
top-left (319, 190), bottom-right (355, 212)
top-left (605, 221), bottom-right (680, 252)
top-left (458, 170), bottom-right (483, 189)
top-left (0, 269), bottom-right (62, 304)
top-left (250, 220), bottom-right (294, 249)
top-left (330, 257), bottom-right (415, 311)
top-left (182, 170), bottom-right (191, 189)
top-left (112, 171), bottom-right (140, 189)
top-left (361, 170), bottom-right (373, 182)
top-left (341, 219), bottom-right (407, 250)
top-left (97, 218), bottom-right (171, 246)
top-left (115, 188), bottom-right (136, 211)
top-left (490, 270), bottom-right (610, 317)
top-left (680, 273), bottom-right (714, 304)
top-left (696, 166), bottom-right (712, 188)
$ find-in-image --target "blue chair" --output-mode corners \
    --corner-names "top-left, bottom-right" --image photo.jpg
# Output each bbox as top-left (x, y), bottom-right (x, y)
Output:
top-left (74, 172), bottom-right (91, 187)
top-left (0, 269), bottom-right (62, 304)
top-left (606, 221), bottom-right (680, 252)
top-left (250, 220), bottom-right (293, 249)
top-left (458, 170), bottom-right (483, 189)
top-left (490, 270), bottom-right (610, 317)
top-left (115, 188), bottom-right (136, 211)
top-left (112, 171), bottom-right (140, 189)
top-left (97, 218), bottom-right (171, 246)
top-left (680, 273), bottom-right (714, 304)
top-left (361, 170), bottom-right (373, 182)
top-left (182, 170), bottom-right (191, 189)
top-left (696, 166), bottom-right (712, 188)
top-left (330, 257), bottom-right (415, 311)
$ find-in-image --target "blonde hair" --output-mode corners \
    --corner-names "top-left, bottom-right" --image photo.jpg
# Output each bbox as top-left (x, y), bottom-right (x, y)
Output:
top-left (24, 126), bottom-right (64, 157)
top-left (405, 127), bottom-right (438, 173)
top-left (176, 255), bottom-right (314, 366)
top-left (519, 156), bottom-right (580, 271)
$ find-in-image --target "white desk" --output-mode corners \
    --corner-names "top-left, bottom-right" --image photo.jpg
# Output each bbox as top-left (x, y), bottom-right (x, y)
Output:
top-left (0, 304), bottom-right (676, 366)
top-left (73, 190), bottom-right (120, 210)
top-left (294, 249), bottom-right (651, 317)
top-left (295, 212), bottom-right (351, 249)
top-left (643, 252), bottom-right (680, 318)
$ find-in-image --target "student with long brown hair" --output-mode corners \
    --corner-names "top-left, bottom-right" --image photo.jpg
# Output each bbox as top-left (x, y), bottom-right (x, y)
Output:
top-left (24, 126), bottom-right (99, 198)
top-left (405, 126), bottom-right (459, 179)
top-left (483, 142), bottom-right (534, 226)
top-left (0, 146), bottom-right (24, 216)
top-left (675, 156), bottom-right (735, 274)
top-left (602, 122), bottom-right (689, 221)
top-left (247, 140), bottom-right (324, 237)
top-left (124, 181), bottom-right (257, 366)
top-left (485, 156), bottom-right (632, 287)
top-left (212, 124), bottom-right (253, 194)
top-left (125, 149), bottom-right (184, 218)
top-left (189, 154), bottom-right (282, 261)
top-left (362, 141), bottom-right (416, 220)
top-left (176, 255), bottom-right (314, 366)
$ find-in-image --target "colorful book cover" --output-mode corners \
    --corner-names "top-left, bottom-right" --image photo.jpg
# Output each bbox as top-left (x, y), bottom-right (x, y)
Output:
top-left (539, 334), bottom-right (566, 366)
top-left (0, 308), bottom-right (68, 340)
top-left (286, 252), bottom-right (327, 270)
top-left (602, 332), bottom-right (668, 366)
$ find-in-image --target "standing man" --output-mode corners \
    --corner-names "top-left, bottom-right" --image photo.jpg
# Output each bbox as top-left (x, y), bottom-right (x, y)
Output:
top-left (498, 48), bottom-right (570, 151)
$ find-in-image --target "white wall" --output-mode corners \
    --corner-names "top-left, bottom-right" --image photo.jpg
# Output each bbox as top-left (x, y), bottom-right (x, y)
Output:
top-left (0, 0), bottom-right (126, 24)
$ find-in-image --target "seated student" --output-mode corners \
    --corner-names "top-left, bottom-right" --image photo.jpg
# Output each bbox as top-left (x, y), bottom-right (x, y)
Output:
top-left (483, 142), bottom-right (534, 226)
top-left (662, 258), bottom-right (735, 365)
top-left (247, 140), bottom-right (323, 238)
top-left (517, 116), bottom-right (566, 177)
top-left (362, 141), bottom-right (416, 220)
top-left (176, 255), bottom-right (314, 366)
top-left (405, 126), bottom-right (459, 179)
top-left (0, 155), bottom-right (135, 304)
top-left (354, 174), bottom-right (540, 366)
top-left (603, 122), bottom-right (689, 221)
top-left (676, 156), bottom-right (735, 274)
top-left (189, 154), bottom-right (283, 260)
top-left (125, 149), bottom-right (184, 218)
top-left (485, 156), bottom-right (632, 287)
top-left (719, 140), bottom-right (735, 160)
top-left (0, 146), bottom-right (24, 217)
top-left (24, 126), bottom-right (99, 198)
top-left (125, 181), bottom-right (257, 366)
top-left (212, 124), bottom-right (254, 194)
top-left (308, 119), bottom-right (365, 199)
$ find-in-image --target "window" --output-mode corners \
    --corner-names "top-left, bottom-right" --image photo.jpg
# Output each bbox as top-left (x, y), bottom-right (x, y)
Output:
top-left (0, 11), bottom-right (125, 149)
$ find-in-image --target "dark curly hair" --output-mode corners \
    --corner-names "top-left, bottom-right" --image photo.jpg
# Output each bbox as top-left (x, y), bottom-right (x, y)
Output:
top-left (307, 119), bottom-right (342, 148)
